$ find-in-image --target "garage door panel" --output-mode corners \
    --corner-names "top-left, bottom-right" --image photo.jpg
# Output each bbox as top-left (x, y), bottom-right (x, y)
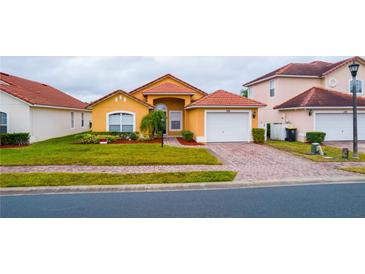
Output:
top-left (316, 113), bottom-right (365, 141)
top-left (206, 112), bottom-right (250, 142)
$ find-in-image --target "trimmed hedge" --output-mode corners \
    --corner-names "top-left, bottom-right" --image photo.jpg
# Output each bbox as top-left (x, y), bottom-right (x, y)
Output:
top-left (91, 131), bottom-right (139, 140)
top-left (306, 131), bottom-right (326, 144)
top-left (0, 133), bottom-right (30, 146)
top-left (252, 128), bottom-right (265, 144)
top-left (182, 130), bottom-right (194, 141)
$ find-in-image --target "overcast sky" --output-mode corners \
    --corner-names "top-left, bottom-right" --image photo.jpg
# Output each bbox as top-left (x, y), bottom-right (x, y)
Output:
top-left (0, 56), bottom-right (350, 102)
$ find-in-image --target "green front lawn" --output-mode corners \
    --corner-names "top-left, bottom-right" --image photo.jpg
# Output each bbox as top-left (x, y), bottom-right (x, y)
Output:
top-left (0, 171), bottom-right (236, 187)
top-left (267, 140), bottom-right (365, 162)
top-left (0, 134), bottom-right (220, 166)
top-left (340, 167), bottom-right (365, 174)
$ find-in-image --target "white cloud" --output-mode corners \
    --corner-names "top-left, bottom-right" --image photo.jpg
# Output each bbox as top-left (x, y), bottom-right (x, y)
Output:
top-left (0, 56), bottom-right (350, 102)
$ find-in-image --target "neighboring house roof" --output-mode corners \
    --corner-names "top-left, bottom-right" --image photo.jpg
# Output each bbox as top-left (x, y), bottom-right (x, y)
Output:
top-left (185, 90), bottom-right (266, 109)
top-left (129, 73), bottom-right (207, 96)
top-left (243, 56), bottom-right (365, 86)
top-left (142, 82), bottom-right (195, 95)
top-left (0, 72), bottom-right (88, 110)
top-left (274, 87), bottom-right (365, 109)
top-left (87, 89), bottom-right (154, 109)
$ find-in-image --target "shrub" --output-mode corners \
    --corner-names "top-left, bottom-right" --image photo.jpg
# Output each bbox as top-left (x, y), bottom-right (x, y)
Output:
top-left (306, 131), bottom-right (326, 144)
top-left (95, 135), bottom-right (119, 143)
top-left (252, 128), bottom-right (265, 144)
top-left (182, 130), bottom-right (194, 141)
top-left (92, 131), bottom-right (121, 136)
top-left (0, 133), bottom-right (30, 146)
top-left (74, 133), bottom-right (98, 144)
top-left (129, 132), bottom-right (138, 140)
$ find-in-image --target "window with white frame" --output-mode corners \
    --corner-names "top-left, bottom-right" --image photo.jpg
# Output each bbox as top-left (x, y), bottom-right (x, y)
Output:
top-left (0, 112), bottom-right (7, 133)
top-left (81, 112), bottom-right (85, 127)
top-left (108, 112), bottom-right (134, 132)
top-left (71, 112), bottom-right (75, 128)
top-left (269, 79), bottom-right (275, 97)
top-left (169, 111), bottom-right (182, 131)
top-left (248, 87), bottom-right (253, 98)
top-left (349, 79), bottom-right (363, 93)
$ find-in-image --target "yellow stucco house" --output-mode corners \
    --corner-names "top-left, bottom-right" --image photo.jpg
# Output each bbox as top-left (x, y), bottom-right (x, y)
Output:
top-left (87, 74), bottom-right (266, 143)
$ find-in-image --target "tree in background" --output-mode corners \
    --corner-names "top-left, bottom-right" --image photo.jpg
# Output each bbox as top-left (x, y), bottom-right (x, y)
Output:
top-left (241, 88), bottom-right (249, 98)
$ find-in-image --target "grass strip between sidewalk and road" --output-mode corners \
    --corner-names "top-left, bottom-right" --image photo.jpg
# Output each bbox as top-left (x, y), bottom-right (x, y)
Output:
top-left (267, 140), bottom-right (365, 162)
top-left (0, 171), bottom-right (237, 188)
top-left (340, 167), bottom-right (365, 175)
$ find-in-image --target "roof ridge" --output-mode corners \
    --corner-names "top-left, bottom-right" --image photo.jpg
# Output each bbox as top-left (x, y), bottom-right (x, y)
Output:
top-left (87, 89), bottom-right (154, 108)
top-left (129, 73), bottom-right (207, 95)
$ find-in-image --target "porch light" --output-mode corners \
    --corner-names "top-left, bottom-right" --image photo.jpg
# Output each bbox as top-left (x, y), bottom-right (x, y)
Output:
top-left (252, 110), bottom-right (256, 119)
top-left (349, 61), bottom-right (360, 77)
top-left (308, 109), bottom-right (312, 116)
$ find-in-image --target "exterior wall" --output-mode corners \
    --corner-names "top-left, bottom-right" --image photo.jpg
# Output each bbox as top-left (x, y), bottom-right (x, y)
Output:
top-left (131, 77), bottom-right (205, 102)
top-left (91, 93), bottom-right (150, 132)
top-left (153, 97), bottom-right (185, 136)
top-left (30, 107), bottom-right (91, 142)
top-left (186, 107), bottom-right (259, 142)
top-left (251, 77), bottom-right (322, 127)
top-left (323, 63), bottom-right (365, 96)
top-left (279, 109), bottom-right (314, 142)
top-left (0, 91), bottom-right (31, 134)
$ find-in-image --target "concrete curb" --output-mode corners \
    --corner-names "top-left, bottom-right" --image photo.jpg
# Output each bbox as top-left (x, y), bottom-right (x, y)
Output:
top-left (1, 175), bottom-right (364, 196)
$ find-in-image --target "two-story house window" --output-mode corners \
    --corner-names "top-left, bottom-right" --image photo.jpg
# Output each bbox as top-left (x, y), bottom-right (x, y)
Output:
top-left (269, 79), bottom-right (275, 97)
top-left (349, 79), bottom-right (363, 94)
top-left (247, 87), bottom-right (253, 98)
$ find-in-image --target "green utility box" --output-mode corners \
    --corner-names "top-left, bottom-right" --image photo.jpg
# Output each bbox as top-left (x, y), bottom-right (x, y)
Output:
top-left (311, 143), bottom-right (320, 154)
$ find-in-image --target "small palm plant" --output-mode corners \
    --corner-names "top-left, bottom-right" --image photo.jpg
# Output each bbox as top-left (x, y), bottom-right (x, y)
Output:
top-left (140, 110), bottom-right (166, 138)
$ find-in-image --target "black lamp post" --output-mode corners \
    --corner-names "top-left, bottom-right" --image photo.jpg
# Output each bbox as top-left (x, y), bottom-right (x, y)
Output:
top-left (349, 60), bottom-right (360, 159)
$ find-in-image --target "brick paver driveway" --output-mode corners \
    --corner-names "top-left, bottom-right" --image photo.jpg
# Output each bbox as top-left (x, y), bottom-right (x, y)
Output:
top-left (1, 141), bottom-right (363, 182)
top-left (325, 141), bottom-right (365, 153)
top-left (207, 143), bottom-right (357, 181)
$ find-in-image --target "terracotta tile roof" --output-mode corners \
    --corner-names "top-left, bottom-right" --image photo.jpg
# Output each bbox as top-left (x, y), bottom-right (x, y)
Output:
top-left (274, 87), bottom-right (365, 109)
top-left (185, 90), bottom-right (266, 109)
top-left (87, 89), bottom-right (154, 109)
top-left (243, 56), bottom-right (365, 86)
top-left (142, 82), bottom-right (195, 94)
top-left (0, 72), bottom-right (88, 109)
top-left (130, 73), bottom-right (207, 96)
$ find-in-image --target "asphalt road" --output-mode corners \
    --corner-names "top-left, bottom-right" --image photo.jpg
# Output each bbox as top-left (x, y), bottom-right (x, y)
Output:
top-left (1, 182), bottom-right (365, 217)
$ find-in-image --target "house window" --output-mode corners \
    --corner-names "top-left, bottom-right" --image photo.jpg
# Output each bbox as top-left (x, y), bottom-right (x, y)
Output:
top-left (108, 112), bottom-right (134, 132)
top-left (0, 112), bottom-right (7, 133)
top-left (349, 79), bottom-right (363, 93)
top-left (81, 112), bottom-right (85, 127)
top-left (169, 111), bottom-right (182, 131)
top-left (269, 79), bottom-right (275, 97)
top-left (71, 112), bottom-right (75, 128)
top-left (247, 87), bottom-right (253, 98)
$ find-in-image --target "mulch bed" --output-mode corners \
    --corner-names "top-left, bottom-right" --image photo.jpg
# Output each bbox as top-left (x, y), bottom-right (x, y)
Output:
top-left (111, 138), bottom-right (162, 144)
top-left (176, 137), bottom-right (205, 146)
top-left (0, 144), bottom-right (30, 149)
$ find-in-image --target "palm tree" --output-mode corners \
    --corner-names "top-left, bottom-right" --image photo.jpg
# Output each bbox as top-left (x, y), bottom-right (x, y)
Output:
top-left (140, 110), bottom-right (166, 138)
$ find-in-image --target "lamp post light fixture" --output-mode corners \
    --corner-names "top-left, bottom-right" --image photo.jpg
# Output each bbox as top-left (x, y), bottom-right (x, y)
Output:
top-left (348, 60), bottom-right (360, 159)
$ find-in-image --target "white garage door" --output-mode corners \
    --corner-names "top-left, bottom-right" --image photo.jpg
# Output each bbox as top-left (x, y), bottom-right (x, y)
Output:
top-left (206, 112), bottom-right (250, 142)
top-left (315, 113), bottom-right (365, 141)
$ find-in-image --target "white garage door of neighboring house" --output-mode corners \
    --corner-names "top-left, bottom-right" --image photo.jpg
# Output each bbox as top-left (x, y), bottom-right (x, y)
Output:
top-left (206, 112), bottom-right (250, 142)
top-left (315, 113), bottom-right (365, 141)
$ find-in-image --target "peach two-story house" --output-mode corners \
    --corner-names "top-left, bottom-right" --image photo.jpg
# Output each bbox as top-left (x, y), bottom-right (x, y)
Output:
top-left (88, 74), bottom-right (266, 143)
top-left (243, 56), bottom-right (365, 141)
